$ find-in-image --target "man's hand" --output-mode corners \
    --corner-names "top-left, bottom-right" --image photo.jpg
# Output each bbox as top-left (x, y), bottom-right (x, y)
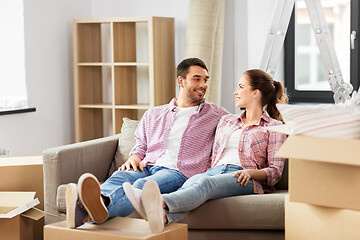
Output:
top-left (119, 155), bottom-right (143, 172)
top-left (232, 169), bottom-right (253, 186)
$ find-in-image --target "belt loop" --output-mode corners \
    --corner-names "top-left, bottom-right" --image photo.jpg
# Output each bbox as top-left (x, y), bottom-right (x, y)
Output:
top-left (222, 164), bottom-right (228, 172)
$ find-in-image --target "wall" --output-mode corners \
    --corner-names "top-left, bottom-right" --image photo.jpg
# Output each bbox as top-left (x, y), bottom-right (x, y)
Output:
top-left (0, 0), bottom-right (279, 157)
top-left (0, 0), bottom-right (91, 156)
top-left (91, 0), bottom-right (190, 66)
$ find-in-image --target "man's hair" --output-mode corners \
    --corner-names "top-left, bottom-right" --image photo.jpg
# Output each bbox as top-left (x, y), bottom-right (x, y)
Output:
top-left (177, 58), bottom-right (208, 78)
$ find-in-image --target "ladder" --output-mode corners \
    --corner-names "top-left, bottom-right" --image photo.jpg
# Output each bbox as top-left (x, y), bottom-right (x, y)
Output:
top-left (260, 0), bottom-right (354, 103)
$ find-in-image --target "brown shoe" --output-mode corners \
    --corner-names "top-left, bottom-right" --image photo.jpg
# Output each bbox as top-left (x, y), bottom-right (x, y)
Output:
top-left (77, 173), bottom-right (108, 224)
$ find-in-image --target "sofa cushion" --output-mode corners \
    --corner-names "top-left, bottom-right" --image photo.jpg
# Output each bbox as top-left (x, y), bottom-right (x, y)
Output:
top-left (114, 117), bottom-right (139, 169)
top-left (274, 159), bottom-right (288, 190)
top-left (57, 184), bottom-right (67, 213)
top-left (181, 191), bottom-right (287, 230)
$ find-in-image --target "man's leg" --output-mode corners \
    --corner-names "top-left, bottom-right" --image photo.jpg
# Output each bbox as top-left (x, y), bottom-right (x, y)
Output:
top-left (101, 166), bottom-right (151, 218)
top-left (132, 166), bottom-right (187, 193)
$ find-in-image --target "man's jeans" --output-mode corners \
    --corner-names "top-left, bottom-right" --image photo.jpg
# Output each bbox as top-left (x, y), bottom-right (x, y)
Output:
top-left (101, 165), bottom-right (187, 218)
top-left (163, 164), bottom-right (254, 223)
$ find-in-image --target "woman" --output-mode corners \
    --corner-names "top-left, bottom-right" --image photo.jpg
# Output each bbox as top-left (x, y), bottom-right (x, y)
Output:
top-left (124, 69), bottom-right (288, 233)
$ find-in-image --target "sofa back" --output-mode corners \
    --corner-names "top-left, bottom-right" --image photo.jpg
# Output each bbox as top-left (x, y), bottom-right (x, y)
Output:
top-left (274, 159), bottom-right (288, 190)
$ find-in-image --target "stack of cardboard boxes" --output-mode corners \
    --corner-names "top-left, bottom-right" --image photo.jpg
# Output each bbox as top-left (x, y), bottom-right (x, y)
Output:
top-left (276, 135), bottom-right (360, 239)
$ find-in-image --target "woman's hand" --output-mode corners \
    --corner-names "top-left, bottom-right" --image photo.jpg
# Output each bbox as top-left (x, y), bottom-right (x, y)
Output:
top-left (232, 169), bottom-right (253, 186)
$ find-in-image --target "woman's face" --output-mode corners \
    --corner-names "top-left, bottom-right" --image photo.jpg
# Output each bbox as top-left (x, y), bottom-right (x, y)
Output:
top-left (234, 74), bottom-right (256, 108)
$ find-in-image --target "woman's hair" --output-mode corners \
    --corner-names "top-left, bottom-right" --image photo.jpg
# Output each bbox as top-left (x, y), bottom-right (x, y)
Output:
top-left (244, 69), bottom-right (288, 122)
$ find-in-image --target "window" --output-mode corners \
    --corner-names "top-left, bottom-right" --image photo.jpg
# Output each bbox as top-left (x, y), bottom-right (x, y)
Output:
top-left (284, 0), bottom-right (359, 103)
top-left (0, 0), bottom-right (28, 111)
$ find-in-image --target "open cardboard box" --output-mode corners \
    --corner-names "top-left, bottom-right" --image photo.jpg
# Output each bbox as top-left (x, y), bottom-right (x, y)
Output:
top-left (285, 196), bottom-right (360, 240)
top-left (0, 156), bottom-right (44, 209)
top-left (44, 217), bottom-right (187, 240)
top-left (275, 134), bottom-right (360, 211)
top-left (0, 156), bottom-right (44, 240)
top-left (0, 191), bottom-right (44, 240)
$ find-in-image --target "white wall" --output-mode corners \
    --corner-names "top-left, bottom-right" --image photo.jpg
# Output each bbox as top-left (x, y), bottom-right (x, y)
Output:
top-left (0, 0), bottom-right (280, 157)
top-left (91, 0), bottom-right (190, 66)
top-left (0, 0), bottom-right (91, 156)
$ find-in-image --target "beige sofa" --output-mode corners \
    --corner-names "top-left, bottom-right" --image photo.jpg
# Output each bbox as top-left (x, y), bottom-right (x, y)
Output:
top-left (43, 119), bottom-right (287, 240)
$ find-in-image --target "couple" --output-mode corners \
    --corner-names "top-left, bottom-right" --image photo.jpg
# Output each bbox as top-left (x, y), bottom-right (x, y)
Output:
top-left (66, 57), bottom-right (288, 233)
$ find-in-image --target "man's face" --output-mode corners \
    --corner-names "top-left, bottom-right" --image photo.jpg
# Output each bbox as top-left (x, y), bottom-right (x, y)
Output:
top-left (179, 65), bottom-right (209, 104)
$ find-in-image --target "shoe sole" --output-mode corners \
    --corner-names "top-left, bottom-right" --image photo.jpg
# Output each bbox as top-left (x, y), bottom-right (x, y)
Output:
top-left (78, 173), bottom-right (108, 224)
top-left (142, 181), bottom-right (164, 233)
top-left (65, 183), bottom-right (77, 228)
top-left (123, 182), bottom-right (147, 220)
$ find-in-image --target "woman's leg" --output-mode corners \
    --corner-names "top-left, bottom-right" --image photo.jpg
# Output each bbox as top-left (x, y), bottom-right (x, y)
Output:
top-left (164, 165), bottom-right (254, 223)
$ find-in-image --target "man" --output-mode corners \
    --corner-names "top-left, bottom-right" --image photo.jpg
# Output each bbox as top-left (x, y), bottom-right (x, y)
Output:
top-left (66, 58), bottom-right (229, 228)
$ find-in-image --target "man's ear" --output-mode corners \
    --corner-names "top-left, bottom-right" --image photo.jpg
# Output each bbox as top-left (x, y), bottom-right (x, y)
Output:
top-left (177, 76), bottom-right (184, 88)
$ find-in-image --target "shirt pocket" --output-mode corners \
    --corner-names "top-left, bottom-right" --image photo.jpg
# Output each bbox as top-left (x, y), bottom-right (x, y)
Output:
top-left (244, 130), bottom-right (268, 162)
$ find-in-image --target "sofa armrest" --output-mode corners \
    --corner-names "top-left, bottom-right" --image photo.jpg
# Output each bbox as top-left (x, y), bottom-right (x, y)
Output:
top-left (42, 134), bottom-right (119, 224)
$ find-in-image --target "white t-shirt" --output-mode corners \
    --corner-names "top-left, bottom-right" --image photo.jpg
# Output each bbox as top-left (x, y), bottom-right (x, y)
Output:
top-left (215, 129), bottom-right (243, 167)
top-left (154, 106), bottom-right (198, 169)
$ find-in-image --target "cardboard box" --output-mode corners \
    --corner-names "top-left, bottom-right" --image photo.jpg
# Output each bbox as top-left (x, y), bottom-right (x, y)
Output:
top-left (0, 156), bottom-right (44, 240)
top-left (285, 196), bottom-right (360, 240)
top-left (0, 191), bottom-right (44, 240)
top-left (44, 217), bottom-right (187, 240)
top-left (276, 135), bottom-right (360, 211)
top-left (0, 156), bottom-right (44, 209)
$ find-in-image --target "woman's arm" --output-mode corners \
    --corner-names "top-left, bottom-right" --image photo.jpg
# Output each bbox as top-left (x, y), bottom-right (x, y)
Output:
top-left (261, 130), bottom-right (287, 187)
top-left (232, 169), bottom-right (266, 186)
top-left (232, 129), bottom-right (287, 187)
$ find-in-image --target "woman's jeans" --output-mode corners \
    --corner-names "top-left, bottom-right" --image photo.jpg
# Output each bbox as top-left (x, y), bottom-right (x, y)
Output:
top-left (101, 165), bottom-right (187, 218)
top-left (163, 164), bottom-right (254, 223)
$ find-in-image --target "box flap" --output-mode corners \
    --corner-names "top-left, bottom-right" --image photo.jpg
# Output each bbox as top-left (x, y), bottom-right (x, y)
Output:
top-left (0, 192), bottom-right (40, 219)
top-left (0, 192), bottom-right (36, 206)
top-left (21, 207), bottom-right (44, 221)
top-left (276, 135), bottom-right (360, 166)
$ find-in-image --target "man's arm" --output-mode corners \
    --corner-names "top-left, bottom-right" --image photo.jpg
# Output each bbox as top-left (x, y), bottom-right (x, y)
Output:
top-left (119, 110), bottom-right (150, 172)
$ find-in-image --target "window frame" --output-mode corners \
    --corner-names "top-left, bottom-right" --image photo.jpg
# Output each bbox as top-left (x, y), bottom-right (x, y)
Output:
top-left (284, 1), bottom-right (360, 103)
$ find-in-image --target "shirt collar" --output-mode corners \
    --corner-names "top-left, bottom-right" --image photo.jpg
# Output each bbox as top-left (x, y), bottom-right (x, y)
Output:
top-left (169, 98), bottom-right (206, 113)
top-left (238, 110), bottom-right (271, 125)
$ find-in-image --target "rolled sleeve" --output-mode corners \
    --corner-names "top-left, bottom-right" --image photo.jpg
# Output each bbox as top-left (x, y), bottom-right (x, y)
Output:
top-left (262, 131), bottom-right (287, 187)
top-left (129, 111), bottom-right (148, 160)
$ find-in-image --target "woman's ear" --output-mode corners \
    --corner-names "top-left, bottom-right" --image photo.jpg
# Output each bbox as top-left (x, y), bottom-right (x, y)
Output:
top-left (253, 89), bottom-right (261, 98)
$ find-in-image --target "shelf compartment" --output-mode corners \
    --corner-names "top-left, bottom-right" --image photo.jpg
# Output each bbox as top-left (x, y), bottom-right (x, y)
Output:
top-left (113, 22), bottom-right (149, 63)
top-left (78, 66), bottom-right (112, 105)
top-left (78, 108), bottom-right (112, 141)
top-left (113, 22), bottom-right (136, 62)
top-left (76, 22), bottom-right (112, 63)
top-left (114, 65), bottom-right (150, 106)
top-left (114, 109), bottom-right (146, 134)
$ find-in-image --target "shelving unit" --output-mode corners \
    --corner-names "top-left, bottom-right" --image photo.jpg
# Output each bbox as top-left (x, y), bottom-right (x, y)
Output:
top-left (73, 17), bottom-right (175, 142)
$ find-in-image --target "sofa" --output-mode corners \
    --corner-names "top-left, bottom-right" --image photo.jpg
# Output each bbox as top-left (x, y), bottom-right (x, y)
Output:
top-left (43, 118), bottom-right (288, 240)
